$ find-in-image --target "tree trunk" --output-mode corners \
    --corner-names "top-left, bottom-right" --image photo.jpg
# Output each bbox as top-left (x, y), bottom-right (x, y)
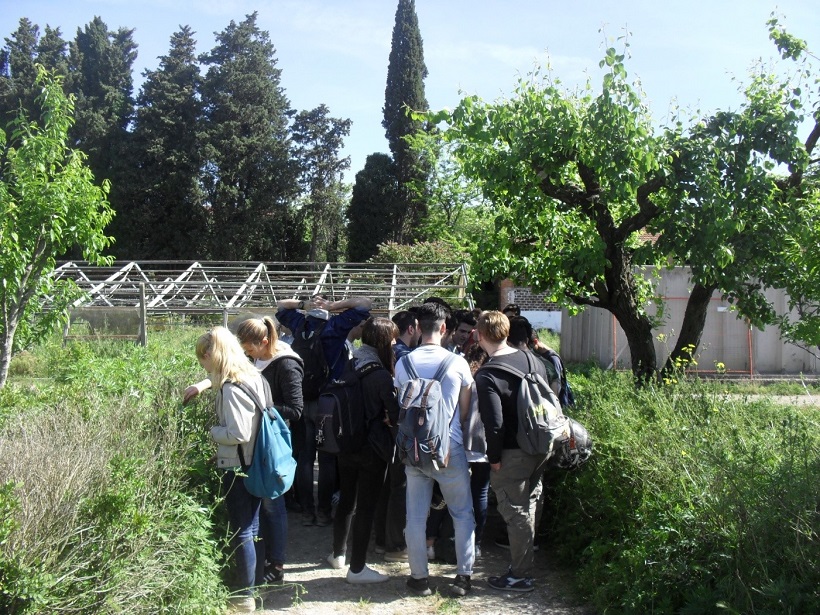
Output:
top-left (662, 282), bottom-right (717, 376)
top-left (0, 317), bottom-right (19, 389)
top-left (612, 307), bottom-right (657, 384)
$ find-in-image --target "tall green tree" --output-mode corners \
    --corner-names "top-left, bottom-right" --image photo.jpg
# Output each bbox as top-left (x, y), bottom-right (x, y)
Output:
top-left (434, 29), bottom-right (819, 380)
top-left (123, 26), bottom-right (206, 259)
top-left (65, 17), bottom-right (137, 252)
top-left (200, 12), bottom-right (298, 260)
top-left (347, 153), bottom-right (400, 261)
top-left (0, 18), bottom-right (40, 126)
top-left (291, 104), bottom-right (351, 262)
top-left (35, 25), bottom-right (69, 77)
top-left (383, 0), bottom-right (430, 242)
top-left (0, 68), bottom-right (114, 388)
top-left (0, 19), bottom-right (67, 127)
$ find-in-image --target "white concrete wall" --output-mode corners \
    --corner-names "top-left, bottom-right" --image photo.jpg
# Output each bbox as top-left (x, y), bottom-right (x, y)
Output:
top-left (560, 267), bottom-right (818, 375)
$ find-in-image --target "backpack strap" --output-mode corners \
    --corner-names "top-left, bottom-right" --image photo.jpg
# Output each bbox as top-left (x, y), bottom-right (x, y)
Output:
top-left (399, 353), bottom-right (419, 380)
top-left (401, 352), bottom-right (458, 414)
top-left (228, 378), bottom-right (276, 467)
top-left (480, 356), bottom-right (527, 380)
top-left (432, 353), bottom-right (457, 382)
top-left (355, 361), bottom-right (384, 379)
top-left (232, 378), bottom-right (275, 416)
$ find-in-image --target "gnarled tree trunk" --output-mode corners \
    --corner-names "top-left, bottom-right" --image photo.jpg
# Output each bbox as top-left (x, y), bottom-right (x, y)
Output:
top-left (662, 281), bottom-right (717, 377)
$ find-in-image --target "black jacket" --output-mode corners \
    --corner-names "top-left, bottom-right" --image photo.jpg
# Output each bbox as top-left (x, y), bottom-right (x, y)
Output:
top-left (260, 353), bottom-right (304, 422)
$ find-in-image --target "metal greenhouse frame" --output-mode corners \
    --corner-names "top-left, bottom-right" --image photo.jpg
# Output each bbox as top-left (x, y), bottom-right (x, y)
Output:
top-left (50, 260), bottom-right (473, 321)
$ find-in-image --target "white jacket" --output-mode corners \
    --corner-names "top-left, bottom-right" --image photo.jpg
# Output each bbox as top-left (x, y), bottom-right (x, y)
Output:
top-left (210, 374), bottom-right (267, 469)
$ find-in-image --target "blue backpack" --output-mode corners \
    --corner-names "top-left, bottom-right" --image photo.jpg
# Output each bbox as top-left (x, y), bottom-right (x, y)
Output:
top-left (233, 380), bottom-right (297, 499)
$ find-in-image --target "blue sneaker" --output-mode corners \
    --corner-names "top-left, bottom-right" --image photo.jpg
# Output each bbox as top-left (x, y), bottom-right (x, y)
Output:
top-left (488, 571), bottom-right (535, 593)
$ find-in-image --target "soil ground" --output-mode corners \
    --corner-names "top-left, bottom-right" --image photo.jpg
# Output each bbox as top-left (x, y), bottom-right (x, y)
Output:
top-left (252, 499), bottom-right (597, 615)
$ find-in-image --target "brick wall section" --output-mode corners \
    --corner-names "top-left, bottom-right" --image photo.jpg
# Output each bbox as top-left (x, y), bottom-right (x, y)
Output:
top-left (498, 280), bottom-right (560, 311)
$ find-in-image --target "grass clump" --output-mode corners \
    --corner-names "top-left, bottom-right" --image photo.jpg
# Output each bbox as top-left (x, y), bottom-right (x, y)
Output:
top-left (543, 368), bottom-right (819, 614)
top-left (0, 330), bottom-right (228, 614)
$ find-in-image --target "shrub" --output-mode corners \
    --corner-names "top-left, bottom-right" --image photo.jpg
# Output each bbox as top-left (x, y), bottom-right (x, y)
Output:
top-left (542, 369), bottom-right (820, 613)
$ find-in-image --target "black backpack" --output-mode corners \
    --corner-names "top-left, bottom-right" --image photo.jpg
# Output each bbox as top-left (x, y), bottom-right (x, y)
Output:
top-left (290, 318), bottom-right (329, 400)
top-left (541, 349), bottom-right (575, 408)
top-left (315, 360), bottom-right (383, 454)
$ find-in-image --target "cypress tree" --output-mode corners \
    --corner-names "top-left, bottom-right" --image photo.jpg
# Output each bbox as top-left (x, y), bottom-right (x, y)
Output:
top-left (0, 19), bottom-right (44, 126)
top-left (382, 0), bottom-right (430, 243)
top-left (347, 153), bottom-right (401, 262)
top-left (65, 17), bottom-right (137, 254)
top-left (123, 26), bottom-right (206, 259)
top-left (200, 12), bottom-right (299, 261)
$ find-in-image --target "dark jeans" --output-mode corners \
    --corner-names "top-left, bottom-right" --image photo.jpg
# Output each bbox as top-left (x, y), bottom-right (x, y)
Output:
top-left (374, 458), bottom-right (407, 551)
top-left (222, 470), bottom-right (263, 595)
top-left (260, 495), bottom-right (287, 565)
top-left (332, 447), bottom-right (386, 573)
top-left (297, 399), bottom-right (337, 516)
top-left (470, 461), bottom-right (491, 545)
top-left (286, 417), bottom-right (305, 509)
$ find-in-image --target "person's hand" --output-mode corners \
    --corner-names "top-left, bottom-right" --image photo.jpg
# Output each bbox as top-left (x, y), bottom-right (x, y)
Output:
top-left (311, 295), bottom-right (334, 311)
top-left (491, 462), bottom-right (501, 472)
top-left (183, 385), bottom-right (201, 404)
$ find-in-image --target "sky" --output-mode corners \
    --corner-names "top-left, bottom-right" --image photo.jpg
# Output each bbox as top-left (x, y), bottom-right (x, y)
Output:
top-left (2, 0), bottom-right (818, 179)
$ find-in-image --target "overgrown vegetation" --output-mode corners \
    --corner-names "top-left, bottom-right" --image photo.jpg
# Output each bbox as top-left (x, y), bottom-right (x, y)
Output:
top-left (0, 330), bottom-right (228, 614)
top-left (543, 365), bottom-right (819, 613)
top-left (2, 330), bottom-right (817, 613)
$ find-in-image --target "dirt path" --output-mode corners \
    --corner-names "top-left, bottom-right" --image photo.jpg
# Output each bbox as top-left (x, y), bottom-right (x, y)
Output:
top-left (254, 505), bottom-right (597, 615)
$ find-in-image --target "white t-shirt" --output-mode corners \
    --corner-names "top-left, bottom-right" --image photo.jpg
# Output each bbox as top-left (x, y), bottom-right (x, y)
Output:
top-left (393, 344), bottom-right (474, 446)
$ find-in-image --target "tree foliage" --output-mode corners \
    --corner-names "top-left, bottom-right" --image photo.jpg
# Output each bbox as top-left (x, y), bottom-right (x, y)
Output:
top-left (0, 67), bottom-right (114, 387)
top-left (199, 12), bottom-right (299, 261)
top-left (433, 23), bottom-right (820, 379)
top-left (368, 240), bottom-right (467, 265)
top-left (347, 153), bottom-right (401, 262)
top-left (0, 19), bottom-right (68, 127)
top-left (291, 104), bottom-right (351, 262)
top-left (122, 26), bottom-right (207, 259)
top-left (407, 129), bottom-right (491, 255)
top-left (382, 0), bottom-right (430, 242)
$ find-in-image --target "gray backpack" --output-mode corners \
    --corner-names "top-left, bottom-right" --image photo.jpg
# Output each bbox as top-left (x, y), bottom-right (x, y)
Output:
top-left (396, 353), bottom-right (457, 470)
top-left (481, 351), bottom-right (565, 456)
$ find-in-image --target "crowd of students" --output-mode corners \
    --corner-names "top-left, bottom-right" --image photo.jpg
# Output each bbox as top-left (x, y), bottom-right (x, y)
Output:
top-left (186, 296), bottom-right (568, 612)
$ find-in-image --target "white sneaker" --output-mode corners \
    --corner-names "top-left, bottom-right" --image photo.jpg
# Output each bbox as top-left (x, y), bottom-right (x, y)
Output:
top-left (346, 565), bottom-right (390, 584)
top-left (228, 595), bottom-right (256, 612)
top-left (426, 544), bottom-right (436, 560)
top-left (327, 553), bottom-right (345, 569)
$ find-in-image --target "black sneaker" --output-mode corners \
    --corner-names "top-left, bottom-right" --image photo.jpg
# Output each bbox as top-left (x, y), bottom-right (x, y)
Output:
top-left (262, 563), bottom-right (284, 584)
top-left (316, 510), bottom-right (333, 527)
top-left (450, 574), bottom-right (471, 597)
top-left (406, 576), bottom-right (432, 596)
top-left (488, 571), bottom-right (535, 593)
top-left (301, 512), bottom-right (316, 526)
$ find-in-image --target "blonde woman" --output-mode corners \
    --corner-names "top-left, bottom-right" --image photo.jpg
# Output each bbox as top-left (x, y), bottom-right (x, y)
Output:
top-left (235, 316), bottom-right (304, 584)
top-left (194, 326), bottom-right (268, 612)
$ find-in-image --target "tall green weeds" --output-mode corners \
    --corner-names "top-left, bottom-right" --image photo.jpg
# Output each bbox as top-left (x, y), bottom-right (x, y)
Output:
top-left (543, 368), bottom-right (819, 614)
top-left (0, 331), bottom-right (228, 614)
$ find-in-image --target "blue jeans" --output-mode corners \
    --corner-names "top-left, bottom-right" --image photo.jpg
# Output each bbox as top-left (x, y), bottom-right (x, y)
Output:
top-left (470, 461), bottom-right (491, 546)
top-left (297, 399), bottom-right (337, 516)
top-left (222, 470), bottom-right (263, 595)
top-left (405, 444), bottom-right (475, 578)
top-left (260, 495), bottom-right (287, 565)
